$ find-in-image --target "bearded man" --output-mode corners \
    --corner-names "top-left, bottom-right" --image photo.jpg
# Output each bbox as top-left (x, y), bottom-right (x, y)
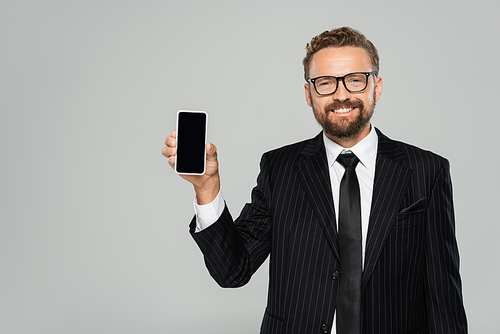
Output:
top-left (163, 27), bottom-right (467, 334)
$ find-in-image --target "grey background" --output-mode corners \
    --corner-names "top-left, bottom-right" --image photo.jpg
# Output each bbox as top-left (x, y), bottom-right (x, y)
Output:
top-left (1, 0), bottom-right (498, 333)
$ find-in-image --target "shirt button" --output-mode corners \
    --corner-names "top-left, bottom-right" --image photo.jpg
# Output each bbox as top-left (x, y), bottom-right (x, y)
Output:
top-left (331, 271), bottom-right (340, 280)
top-left (321, 323), bottom-right (329, 333)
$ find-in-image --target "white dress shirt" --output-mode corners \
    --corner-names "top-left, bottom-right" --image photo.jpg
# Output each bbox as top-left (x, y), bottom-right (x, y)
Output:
top-left (193, 126), bottom-right (379, 333)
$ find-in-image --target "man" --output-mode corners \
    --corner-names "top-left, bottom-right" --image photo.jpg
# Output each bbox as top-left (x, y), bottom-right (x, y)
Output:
top-left (163, 27), bottom-right (467, 334)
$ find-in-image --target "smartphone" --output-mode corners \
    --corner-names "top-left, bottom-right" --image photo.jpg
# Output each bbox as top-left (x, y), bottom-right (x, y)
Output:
top-left (175, 110), bottom-right (208, 175)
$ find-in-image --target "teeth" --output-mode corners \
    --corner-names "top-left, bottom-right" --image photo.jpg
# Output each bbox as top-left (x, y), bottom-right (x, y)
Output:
top-left (333, 108), bottom-right (353, 114)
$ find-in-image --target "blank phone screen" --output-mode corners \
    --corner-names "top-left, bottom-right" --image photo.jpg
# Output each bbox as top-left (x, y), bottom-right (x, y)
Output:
top-left (175, 111), bottom-right (207, 174)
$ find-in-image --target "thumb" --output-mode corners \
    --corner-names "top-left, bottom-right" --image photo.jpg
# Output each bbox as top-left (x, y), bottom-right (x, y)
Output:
top-left (206, 142), bottom-right (217, 160)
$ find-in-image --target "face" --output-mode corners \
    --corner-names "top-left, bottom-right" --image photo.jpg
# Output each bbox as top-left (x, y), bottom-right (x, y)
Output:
top-left (304, 46), bottom-right (383, 145)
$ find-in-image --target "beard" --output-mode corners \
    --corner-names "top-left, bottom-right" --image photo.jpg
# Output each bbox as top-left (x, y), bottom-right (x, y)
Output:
top-left (312, 93), bottom-right (376, 139)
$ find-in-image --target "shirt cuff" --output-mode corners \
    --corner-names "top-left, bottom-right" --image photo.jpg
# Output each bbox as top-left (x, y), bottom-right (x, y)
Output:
top-left (193, 190), bottom-right (225, 233)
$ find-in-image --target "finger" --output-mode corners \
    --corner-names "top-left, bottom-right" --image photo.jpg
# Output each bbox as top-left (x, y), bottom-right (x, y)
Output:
top-left (162, 146), bottom-right (169, 158)
top-left (206, 142), bottom-right (218, 161)
top-left (165, 136), bottom-right (176, 148)
top-left (164, 130), bottom-right (177, 146)
top-left (168, 155), bottom-right (175, 169)
top-left (162, 146), bottom-right (176, 158)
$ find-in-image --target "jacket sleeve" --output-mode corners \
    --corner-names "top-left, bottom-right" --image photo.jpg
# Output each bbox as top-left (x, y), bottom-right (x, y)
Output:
top-left (189, 153), bottom-right (272, 288)
top-left (424, 159), bottom-right (468, 333)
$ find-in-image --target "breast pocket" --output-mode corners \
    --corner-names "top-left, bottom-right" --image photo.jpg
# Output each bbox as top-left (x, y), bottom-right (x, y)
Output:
top-left (396, 198), bottom-right (426, 226)
top-left (396, 210), bottom-right (425, 226)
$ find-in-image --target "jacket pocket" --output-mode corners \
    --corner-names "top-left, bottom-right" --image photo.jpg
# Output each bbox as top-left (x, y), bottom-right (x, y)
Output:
top-left (398, 198), bottom-right (426, 214)
top-left (260, 309), bottom-right (284, 334)
top-left (395, 210), bottom-right (424, 226)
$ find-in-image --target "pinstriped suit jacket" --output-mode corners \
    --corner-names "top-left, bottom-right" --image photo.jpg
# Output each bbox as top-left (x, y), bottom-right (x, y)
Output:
top-left (190, 128), bottom-right (467, 334)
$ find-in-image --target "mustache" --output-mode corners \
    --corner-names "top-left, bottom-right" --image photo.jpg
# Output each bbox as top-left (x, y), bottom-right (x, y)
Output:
top-left (324, 100), bottom-right (364, 112)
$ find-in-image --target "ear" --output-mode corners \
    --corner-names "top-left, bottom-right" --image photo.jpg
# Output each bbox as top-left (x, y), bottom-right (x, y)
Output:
top-left (304, 83), bottom-right (313, 107)
top-left (374, 76), bottom-right (383, 102)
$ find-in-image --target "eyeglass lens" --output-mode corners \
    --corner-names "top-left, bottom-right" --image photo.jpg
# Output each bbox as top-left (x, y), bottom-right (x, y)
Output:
top-left (314, 73), bottom-right (368, 95)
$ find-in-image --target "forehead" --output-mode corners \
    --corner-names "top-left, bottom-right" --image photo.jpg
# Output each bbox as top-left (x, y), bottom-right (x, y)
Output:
top-left (309, 46), bottom-right (372, 77)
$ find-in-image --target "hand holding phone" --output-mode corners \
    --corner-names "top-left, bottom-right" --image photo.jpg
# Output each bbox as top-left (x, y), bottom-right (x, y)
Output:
top-left (163, 110), bottom-right (220, 204)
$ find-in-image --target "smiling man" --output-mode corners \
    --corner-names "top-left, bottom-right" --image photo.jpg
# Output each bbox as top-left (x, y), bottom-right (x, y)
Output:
top-left (163, 27), bottom-right (467, 334)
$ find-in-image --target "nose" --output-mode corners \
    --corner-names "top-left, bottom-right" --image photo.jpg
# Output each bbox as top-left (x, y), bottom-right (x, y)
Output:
top-left (333, 79), bottom-right (351, 101)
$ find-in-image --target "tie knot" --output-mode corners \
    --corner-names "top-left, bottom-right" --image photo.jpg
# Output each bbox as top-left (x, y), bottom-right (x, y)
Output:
top-left (336, 152), bottom-right (359, 168)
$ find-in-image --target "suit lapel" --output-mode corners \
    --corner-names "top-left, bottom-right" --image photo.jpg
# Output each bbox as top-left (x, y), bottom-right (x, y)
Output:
top-left (293, 130), bottom-right (412, 275)
top-left (362, 129), bottom-right (411, 293)
top-left (296, 132), bottom-right (340, 262)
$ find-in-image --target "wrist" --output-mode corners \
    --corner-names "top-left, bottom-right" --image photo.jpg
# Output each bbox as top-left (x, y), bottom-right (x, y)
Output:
top-left (194, 175), bottom-right (220, 205)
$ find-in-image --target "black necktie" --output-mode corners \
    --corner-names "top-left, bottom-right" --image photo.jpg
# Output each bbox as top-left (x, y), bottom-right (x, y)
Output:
top-left (336, 153), bottom-right (362, 334)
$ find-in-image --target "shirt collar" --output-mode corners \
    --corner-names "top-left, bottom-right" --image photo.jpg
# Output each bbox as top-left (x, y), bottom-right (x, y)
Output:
top-left (323, 125), bottom-right (378, 169)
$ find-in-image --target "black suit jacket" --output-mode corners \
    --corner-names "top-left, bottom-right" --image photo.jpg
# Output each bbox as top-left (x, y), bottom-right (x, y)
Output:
top-left (190, 129), bottom-right (467, 334)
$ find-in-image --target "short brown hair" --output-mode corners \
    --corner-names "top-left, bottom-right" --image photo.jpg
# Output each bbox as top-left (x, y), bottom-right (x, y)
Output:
top-left (303, 27), bottom-right (379, 81)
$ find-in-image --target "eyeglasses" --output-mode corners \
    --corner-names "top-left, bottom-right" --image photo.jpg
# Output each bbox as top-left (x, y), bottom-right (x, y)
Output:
top-left (307, 71), bottom-right (377, 96)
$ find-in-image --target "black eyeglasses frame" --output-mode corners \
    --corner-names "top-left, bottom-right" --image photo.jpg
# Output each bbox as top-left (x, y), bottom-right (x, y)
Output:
top-left (307, 71), bottom-right (377, 96)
